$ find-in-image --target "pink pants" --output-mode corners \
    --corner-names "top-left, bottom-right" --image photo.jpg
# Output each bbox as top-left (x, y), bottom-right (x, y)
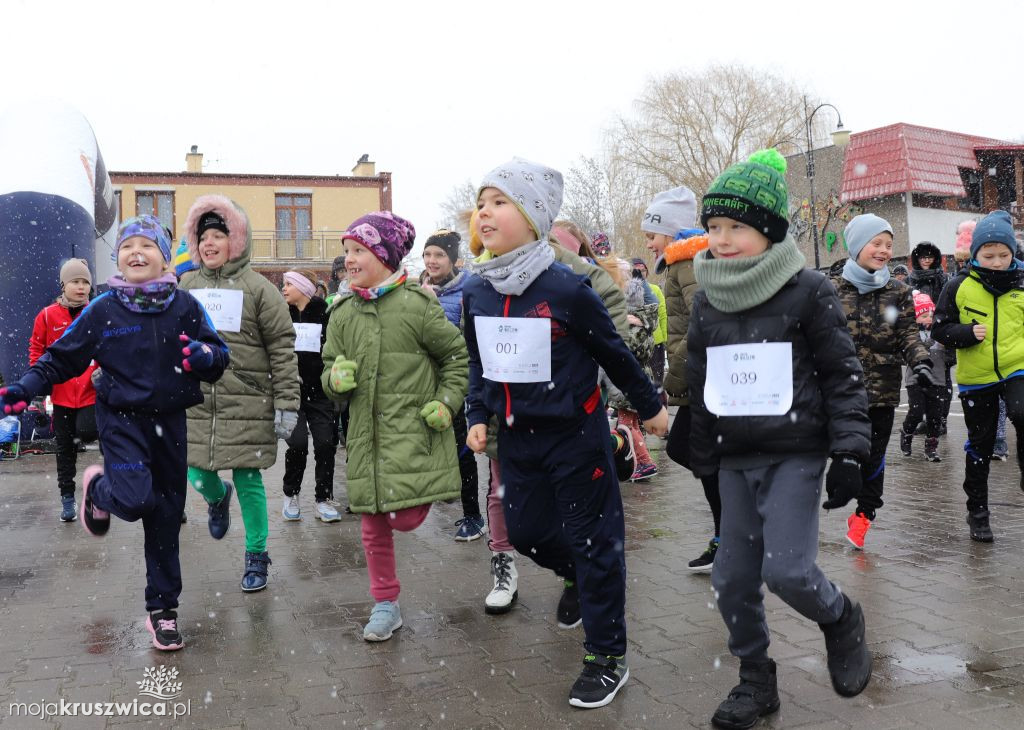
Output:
top-left (487, 459), bottom-right (513, 553)
top-left (618, 409), bottom-right (654, 467)
top-left (361, 504), bottom-right (431, 602)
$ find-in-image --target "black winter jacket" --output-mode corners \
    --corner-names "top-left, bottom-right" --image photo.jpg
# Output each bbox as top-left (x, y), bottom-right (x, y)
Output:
top-left (908, 242), bottom-right (948, 302)
top-left (687, 269), bottom-right (871, 475)
top-left (289, 296), bottom-right (330, 402)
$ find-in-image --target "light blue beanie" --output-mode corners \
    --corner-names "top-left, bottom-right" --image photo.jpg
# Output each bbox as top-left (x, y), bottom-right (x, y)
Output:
top-left (844, 214), bottom-right (893, 261)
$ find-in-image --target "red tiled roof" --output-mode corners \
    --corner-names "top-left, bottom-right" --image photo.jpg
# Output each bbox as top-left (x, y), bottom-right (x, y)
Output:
top-left (839, 123), bottom-right (1009, 203)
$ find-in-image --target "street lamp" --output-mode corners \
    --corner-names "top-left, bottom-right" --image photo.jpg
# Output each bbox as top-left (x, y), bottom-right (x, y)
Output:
top-left (803, 96), bottom-right (845, 270)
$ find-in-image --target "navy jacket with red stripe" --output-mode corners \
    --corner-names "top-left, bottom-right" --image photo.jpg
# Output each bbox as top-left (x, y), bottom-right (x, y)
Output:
top-left (463, 262), bottom-right (661, 430)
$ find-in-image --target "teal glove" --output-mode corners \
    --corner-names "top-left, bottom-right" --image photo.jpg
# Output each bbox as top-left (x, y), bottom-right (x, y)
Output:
top-left (420, 400), bottom-right (452, 431)
top-left (328, 357), bottom-right (358, 394)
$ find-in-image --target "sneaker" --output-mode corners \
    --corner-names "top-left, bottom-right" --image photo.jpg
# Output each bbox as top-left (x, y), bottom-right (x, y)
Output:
top-left (315, 500), bottom-right (341, 522)
top-left (79, 465), bottom-right (109, 537)
top-left (819, 595), bottom-right (871, 697)
top-left (629, 462), bottom-right (658, 482)
top-left (146, 610), bottom-right (184, 651)
top-left (454, 515), bottom-right (487, 542)
top-left (208, 481), bottom-right (233, 539)
top-left (485, 552), bottom-right (518, 614)
top-left (846, 512), bottom-right (871, 550)
top-left (967, 510), bottom-right (994, 542)
top-left (60, 494), bottom-right (77, 522)
top-left (568, 654), bottom-right (629, 708)
top-left (240, 550), bottom-right (271, 592)
top-left (688, 538), bottom-right (719, 573)
top-left (993, 439), bottom-right (1008, 461)
top-left (612, 425), bottom-right (635, 482)
top-left (899, 428), bottom-right (912, 456)
top-left (363, 600), bottom-right (402, 641)
top-left (282, 495), bottom-right (301, 521)
top-left (557, 580), bottom-right (582, 629)
top-left (924, 437), bottom-right (941, 463)
top-left (711, 659), bottom-right (780, 729)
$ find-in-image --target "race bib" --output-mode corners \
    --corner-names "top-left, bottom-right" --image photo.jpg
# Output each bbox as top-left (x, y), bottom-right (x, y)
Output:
top-left (474, 316), bottom-right (551, 383)
top-left (704, 342), bottom-right (793, 416)
top-left (293, 323), bottom-right (322, 353)
top-left (190, 289), bottom-right (243, 333)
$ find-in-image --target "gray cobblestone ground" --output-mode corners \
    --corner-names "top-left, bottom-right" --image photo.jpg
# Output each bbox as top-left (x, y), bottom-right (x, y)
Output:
top-left (1, 403), bottom-right (1023, 728)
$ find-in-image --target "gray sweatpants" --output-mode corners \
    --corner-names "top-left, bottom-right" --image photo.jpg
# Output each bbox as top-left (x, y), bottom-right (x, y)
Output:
top-left (712, 454), bottom-right (845, 662)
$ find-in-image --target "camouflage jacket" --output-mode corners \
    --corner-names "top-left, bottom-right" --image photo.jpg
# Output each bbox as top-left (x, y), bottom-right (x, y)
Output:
top-left (831, 276), bottom-right (930, 407)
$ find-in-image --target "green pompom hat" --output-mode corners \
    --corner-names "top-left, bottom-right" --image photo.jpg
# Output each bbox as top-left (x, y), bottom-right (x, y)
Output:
top-left (701, 148), bottom-right (790, 243)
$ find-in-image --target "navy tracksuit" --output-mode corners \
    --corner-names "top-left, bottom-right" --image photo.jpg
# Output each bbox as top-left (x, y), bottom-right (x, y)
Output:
top-left (464, 263), bottom-right (661, 657)
top-left (18, 288), bottom-right (228, 611)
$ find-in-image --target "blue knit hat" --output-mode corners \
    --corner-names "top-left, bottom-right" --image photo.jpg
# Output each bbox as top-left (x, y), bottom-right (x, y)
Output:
top-left (116, 215), bottom-right (173, 262)
top-left (971, 210), bottom-right (1016, 258)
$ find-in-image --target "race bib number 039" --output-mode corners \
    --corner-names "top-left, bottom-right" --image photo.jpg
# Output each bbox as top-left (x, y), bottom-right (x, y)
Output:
top-left (704, 342), bottom-right (793, 416)
top-left (474, 316), bottom-right (551, 383)
top-left (190, 289), bottom-right (243, 333)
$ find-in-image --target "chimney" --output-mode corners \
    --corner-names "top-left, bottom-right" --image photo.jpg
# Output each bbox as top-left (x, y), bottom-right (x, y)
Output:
top-left (831, 129), bottom-right (851, 147)
top-left (186, 145), bottom-right (203, 173)
top-left (351, 154), bottom-right (375, 177)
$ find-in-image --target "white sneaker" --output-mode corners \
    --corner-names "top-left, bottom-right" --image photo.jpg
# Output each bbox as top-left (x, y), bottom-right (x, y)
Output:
top-left (282, 496), bottom-right (301, 521)
top-left (315, 501), bottom-right (341, 523)
top-left (484, 551), bottom-right (518, 615)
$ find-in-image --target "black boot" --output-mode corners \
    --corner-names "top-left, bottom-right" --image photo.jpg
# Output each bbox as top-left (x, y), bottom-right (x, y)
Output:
top-left (711, 659), bottom-right (780, 729)
top-left (819, 595), bottom-right (872, 697)
top-left (967, 509), bottom-right (994, 542)
top-left (899, 428), bottom-right (913, 456)
top-left (924, 437), bottom-right (940, 462)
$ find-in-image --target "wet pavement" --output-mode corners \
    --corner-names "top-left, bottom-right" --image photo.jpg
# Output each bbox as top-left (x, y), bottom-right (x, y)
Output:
top-left (1, 403), bottom-right (1024, 729)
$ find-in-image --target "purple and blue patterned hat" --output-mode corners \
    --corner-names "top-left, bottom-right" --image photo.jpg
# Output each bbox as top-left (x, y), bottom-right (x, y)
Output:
top-left (343, 211), bottom-right (416, 272)
top-left (116, 215), bottom-right (173, 262)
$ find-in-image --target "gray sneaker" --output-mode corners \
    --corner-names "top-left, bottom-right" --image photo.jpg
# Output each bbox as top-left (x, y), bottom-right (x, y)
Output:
top-left (363, 601), bottom-right (402, 641)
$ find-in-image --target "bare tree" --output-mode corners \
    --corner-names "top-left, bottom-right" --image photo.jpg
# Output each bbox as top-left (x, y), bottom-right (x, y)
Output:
top-left (436, 178), bottom-right (478, 235)
top-left (608, 64), bottom-right (824, 198)
top-left (561, 156), bottom-right (612, 235)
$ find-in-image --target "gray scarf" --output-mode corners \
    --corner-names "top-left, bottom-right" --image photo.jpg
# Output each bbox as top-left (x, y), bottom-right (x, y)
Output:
top-left (693, 235), bottom-right (806, 313)
top-left (469, 240), bottom-right (555, 296)
top-left (841, 258), bottom-right (891, 294)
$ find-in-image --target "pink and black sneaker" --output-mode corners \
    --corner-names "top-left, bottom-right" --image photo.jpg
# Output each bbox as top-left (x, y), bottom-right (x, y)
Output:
top-left (630, 462), bottom-right (659, 482)
top-left (146, 610), bottom-right (184, 651)
top-left (79, 465), bottom-right (110, 537)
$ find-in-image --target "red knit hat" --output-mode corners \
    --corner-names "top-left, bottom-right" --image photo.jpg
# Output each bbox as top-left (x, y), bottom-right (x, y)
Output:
top-left (913, 290), bottom-right (935, 317)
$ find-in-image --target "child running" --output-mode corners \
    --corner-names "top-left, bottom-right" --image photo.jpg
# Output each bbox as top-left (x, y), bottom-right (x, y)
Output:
top-left (179, 195), bottom-right (301, 592)
top-left (687, 150), bottom-right (872, 728)
top-left (281, 270), bottom-right (340, 522)
top-left (321, 211), bottom-right (468, 641)
top-left (933, 210), bottom-right (1024, 542)
top-left (464, 158), bottom-right (668, 709)
top-left (831, 214), bottom-right (930, 549)
top-left (1, 215), bottom-right (228, 650)
top-left (28, 258), bottom-right (98, 521)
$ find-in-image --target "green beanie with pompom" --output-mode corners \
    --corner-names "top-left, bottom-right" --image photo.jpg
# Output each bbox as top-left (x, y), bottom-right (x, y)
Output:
top-left (701, 148), bottom-right (790, 243)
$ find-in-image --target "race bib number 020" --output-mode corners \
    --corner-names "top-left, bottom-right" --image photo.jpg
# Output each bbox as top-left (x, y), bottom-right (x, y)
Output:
top-left (474, 316), bottom-right (551, 383)
top-left (190, 289), bottom-right (243, 333)
top-left (704, 342), bottom-right (793, 416)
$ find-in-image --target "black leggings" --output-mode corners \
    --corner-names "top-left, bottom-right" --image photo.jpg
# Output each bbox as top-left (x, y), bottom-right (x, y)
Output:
top-left (52, 404), bottom-right (97, 496)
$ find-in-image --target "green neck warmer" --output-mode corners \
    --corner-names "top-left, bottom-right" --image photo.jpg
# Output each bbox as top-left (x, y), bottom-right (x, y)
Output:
top-left (693, 235), bottom-right (806, 313)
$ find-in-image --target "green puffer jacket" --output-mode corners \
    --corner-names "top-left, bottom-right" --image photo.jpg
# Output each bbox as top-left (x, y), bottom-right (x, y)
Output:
top-left (321, 279), bottom-right (468, 514)
top-left (655, 234), bottom-right (709, 406)
top-left (180, 195), bottom-right (300, 470)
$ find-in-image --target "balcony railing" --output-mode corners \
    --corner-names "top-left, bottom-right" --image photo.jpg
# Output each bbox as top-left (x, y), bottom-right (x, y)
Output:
top-left (250, 230), bottom-right (347, 262)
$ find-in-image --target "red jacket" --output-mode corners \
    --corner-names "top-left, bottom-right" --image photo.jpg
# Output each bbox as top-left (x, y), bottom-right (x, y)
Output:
top-left (28, 302), bottom-right (97, 408)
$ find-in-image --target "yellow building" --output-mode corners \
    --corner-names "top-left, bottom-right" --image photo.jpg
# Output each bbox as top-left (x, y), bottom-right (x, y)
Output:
top-left (111, 147), bottom-right (391, 285)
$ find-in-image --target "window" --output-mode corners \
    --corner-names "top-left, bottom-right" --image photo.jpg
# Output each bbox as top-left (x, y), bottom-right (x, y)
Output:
top-left (276, 194), bottom-right (312, 257)
top-left (136, 191), bottom-right (175, 237)
top-left (114, 190), bottom-right (122, 222)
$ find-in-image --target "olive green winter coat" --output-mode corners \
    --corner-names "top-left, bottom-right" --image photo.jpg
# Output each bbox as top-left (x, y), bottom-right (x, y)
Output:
top-left (321, 279), bottom-right (468, 514)
top-left (655, 234), bottom-right (709, 406)
top-left (180, 195), bottom-right (300, 470)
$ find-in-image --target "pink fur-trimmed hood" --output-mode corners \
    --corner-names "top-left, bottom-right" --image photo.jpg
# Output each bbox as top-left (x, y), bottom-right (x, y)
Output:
top-left (184, 194), bottom-right (251, 265)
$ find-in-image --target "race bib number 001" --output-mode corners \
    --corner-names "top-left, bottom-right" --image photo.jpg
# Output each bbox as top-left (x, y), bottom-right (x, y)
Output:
top-left (474, 316), bottom-right (551, 383)
top-left (704, 342), bottom-right (793, 416)
top-left (190, 289), bottom-right (243, 333)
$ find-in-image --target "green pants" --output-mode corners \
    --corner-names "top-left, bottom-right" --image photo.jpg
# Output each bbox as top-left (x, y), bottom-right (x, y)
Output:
top-left (188, 467), bottom-right (268, 553)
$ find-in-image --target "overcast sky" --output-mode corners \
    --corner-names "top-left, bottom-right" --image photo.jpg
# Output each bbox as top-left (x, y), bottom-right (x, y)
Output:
top-left (4, 0), bottom-right (1022, 256)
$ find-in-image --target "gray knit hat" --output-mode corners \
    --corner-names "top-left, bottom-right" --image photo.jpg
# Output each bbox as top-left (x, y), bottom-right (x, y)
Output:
top-left (844, 214), bottom-right (893, 261)
top-left (478, 157), bottom-right (563, 241)
top-left (643, 186), bottom-right (698, 237)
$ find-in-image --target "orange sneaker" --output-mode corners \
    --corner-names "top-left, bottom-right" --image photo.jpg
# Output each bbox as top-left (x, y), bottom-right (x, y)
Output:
top-left (846, 513), bottom-right (871, 550)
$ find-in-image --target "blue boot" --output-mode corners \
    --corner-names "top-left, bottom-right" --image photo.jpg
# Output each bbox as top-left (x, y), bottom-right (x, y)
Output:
top-left (241, 551), bottom-right (271, 592)
top-left (207, 480), bottom-right (233, 540)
